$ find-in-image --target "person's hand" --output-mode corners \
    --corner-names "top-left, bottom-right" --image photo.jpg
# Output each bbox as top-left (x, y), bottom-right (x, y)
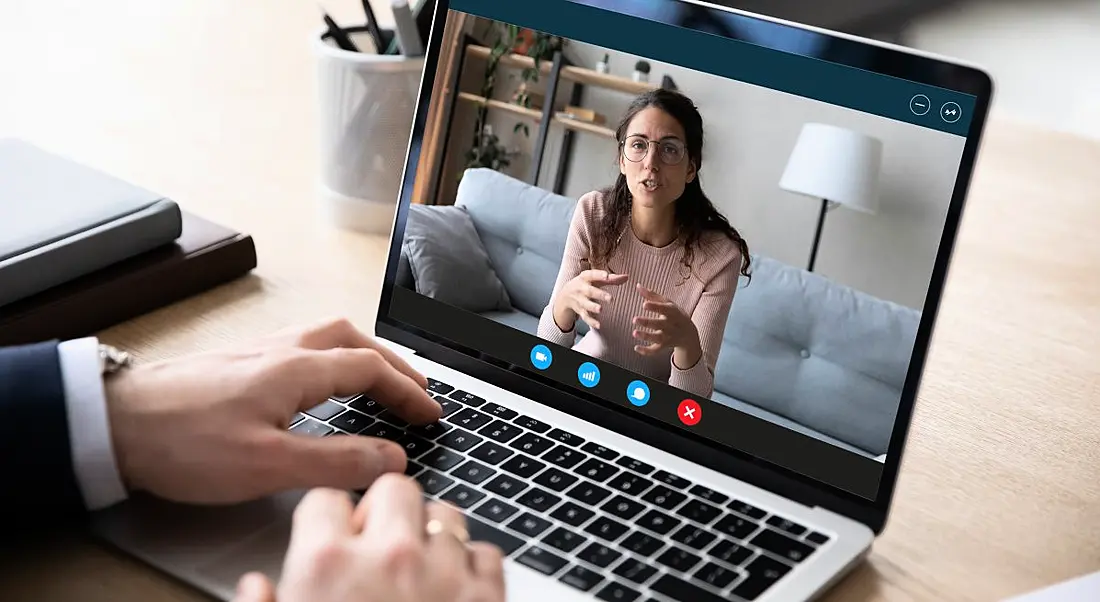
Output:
top-left (632, 284), bottom-right (702, 369)
top-left (552, 269), bottom-right (629, 331)
top-left (103, 317), bottom-right (442, 505)
top-left (231, 476), bottom-right (506, 602)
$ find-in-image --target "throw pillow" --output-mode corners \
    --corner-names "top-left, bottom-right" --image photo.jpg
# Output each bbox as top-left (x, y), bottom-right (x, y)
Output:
top-left (402, 204), bottom-right (512, 313)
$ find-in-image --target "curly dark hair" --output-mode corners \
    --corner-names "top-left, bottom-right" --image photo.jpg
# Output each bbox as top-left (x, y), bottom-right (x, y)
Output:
top-left (591, 88), bottom-right (751, 283)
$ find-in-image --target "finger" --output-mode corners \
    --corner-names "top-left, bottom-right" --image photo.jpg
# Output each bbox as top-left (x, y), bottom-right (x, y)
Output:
top-left (468, 542), bottom-right (505, 587)
top-left (634, 342), bottom-right (663, 356)
top-left (425, 501), bottom-right (473, 569)
top-left (576, 309), bottom-right (600, 330)
top-left (636, 283), bottom-right (667, 301)
top-left (632, 316), bottom-right (665, 329)
top-left (290, 347), bottom-right (440, 424)
top-left (289, 488), bottom-right (356, 550)
top-left (358, 473), bottom-right (427, 544)
top-left (275, 431), bottom-right (407, 494)
top-left (233, 572), bottom-right (276, 602)
top-left (584, 284), bottom-right (612, 304)
top-left (632, 328), bottom-right (664, 341)
top-left (290, 317), bottom-right (429, 390)
top-left (586, 270), bottom-right (629, 287)
top-left (642, 300), bottom-right (676, 315)
top-left (581, 297), bottom-right (603, 315)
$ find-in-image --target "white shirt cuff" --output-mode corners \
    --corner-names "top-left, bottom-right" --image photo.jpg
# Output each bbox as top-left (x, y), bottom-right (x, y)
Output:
top-left (58, 337), bottom-right (129, 511)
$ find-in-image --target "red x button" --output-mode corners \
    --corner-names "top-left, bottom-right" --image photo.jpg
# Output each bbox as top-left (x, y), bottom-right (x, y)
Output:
top-left (678, 399), bottom-right (702, 426)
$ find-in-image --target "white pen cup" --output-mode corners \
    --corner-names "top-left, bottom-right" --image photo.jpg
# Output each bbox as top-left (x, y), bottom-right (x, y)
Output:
top-left (313, 26), bottom-right (424, 234)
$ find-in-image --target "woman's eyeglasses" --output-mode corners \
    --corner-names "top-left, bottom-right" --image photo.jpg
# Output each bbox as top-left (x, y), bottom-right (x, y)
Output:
top-left (621, 134), bottom-right (687, 165)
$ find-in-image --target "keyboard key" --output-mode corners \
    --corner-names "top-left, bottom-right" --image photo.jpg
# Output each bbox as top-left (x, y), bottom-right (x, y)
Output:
top-left (420, 447), bottom-right (464, 471)
top-left (655, 546), bottom-right (702, 573)
top-left (611, 558), bottom-right (658, 585)
top-left (404, 461), bottom-right (424, 477)
top-left (806, 531), bottom-right (830, 545)
top-left (670, 525), bottom-right (717, 550)
top-left (606, 473), bottom-right (654, 497)
top-left (708, 539), bottom-right (754, 566)
top-left (513, 415), bottom-right (551, 433)
top-left (534, 467), bottom-right (578, 492)
top-left (676, 499), bottom-right (722, 525)
top-left (689, 484), bottom-right (729, 505)
top-left (438, 429), bottom-right (483, 452)
top-left (407, 420), bottom-right (452, 440)
top-left (615, 456), bottom-right (655, 475)
top-left (348, 396), bottom-right (385, 416)
top-left (469, 441), bottom-right (515, 465)
top-left (600, 495), bottom-right (646, 520)
top-left (694, 561), bottom-right (739, 589)
top-left (436, 397), bottom-right (463, 417)
top-left (395, 434), bottom-right (433, 459)
top-left (542, 527), bottom-right (587, 553)
top-left (620, 530), bottom-right (665, 557)
top-left (480, 402), bottom-right (517, 419)
top-left (714, 514), bottom-right (759, 540)
top-left (376, 409), bottom-right (409, 428)
top-left (595, 581), bottom-right (641, 602)
top-left (330, 393), bottom-right (361, 403)
top-left (583, 516), bottom-right (629, 542)
top-left (652, 470), bottom-right (691, 490)
top-left (289, 413), bottom-right (306, 426)
top-left (510, 433), bottom-right (554, 456)
top-left (581, 442), bottom-right (619, 460)
top-left (732, 554), bottom-right (791, 600)
top-left (330, 410), bottom-right (372, 434)
top-left (483, 474), bottom-right (528, 498)
top-left (637, 509), bottom-right (680, 535)
top-left (452, 460), bottom-right (495, 485)
top-left (516, 546), bottom-right (568, 575)
top-left (766, 515), bottom-right (808, 537)
top-left (550, 501), bottom-right (595, 527)
top-left (360, 422), bottom-right (403, 441)
top-left (650, 574), bottom-right (726, 602)
top-left (641, 485), bottom-right (687, 510)
top-left (304, 400), bottom-right (344, 421)
top-left (750, 528), bottom-right (815, 563)
top-left (500, 454), bottom-right (545, 479)
top-left (415, 470), bottom-right (454, 495)
top-left (479, 420), bottom-right (523, 443)
top-left (559, 564), bottom-right (603, 592)
top-left (290, 419), bottom-right (332, 437)
top-left (440, 484), bottom-right (485, 509)
top-left (452, 408), bottom-right (493, 431)
top-left (508, 512), bottom-right (552, 538)
top-left (576, 542), bottom-right (622, 568)
top-left (448, 389), bottom-right (485, 407)
top-left (565, 482), bottom-right (613, 506)
top-left (473, 499), bottom-right (520, 523)
top-left (729, 499), bottom-right (767, 520)
top-left (547, 428), bottom-right (584, 447)
top-left (574, 458), bottom-right (619, 482)
top-left (516, 487), bottom-right (561, 513)
top-left (466, 515), bottom-right (524, 555)
top-left (544, 445), bottom-right (585, 469)
top-left (427, 378), bottom-right (454, 395)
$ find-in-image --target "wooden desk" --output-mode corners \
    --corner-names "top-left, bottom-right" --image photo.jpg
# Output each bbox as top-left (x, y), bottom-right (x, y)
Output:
top-left (2, 1), bottom-right (1099, 601)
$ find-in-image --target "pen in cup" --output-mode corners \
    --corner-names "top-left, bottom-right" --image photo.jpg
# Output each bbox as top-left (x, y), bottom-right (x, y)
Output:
top-left (390, 0), bottom-right (424, 57)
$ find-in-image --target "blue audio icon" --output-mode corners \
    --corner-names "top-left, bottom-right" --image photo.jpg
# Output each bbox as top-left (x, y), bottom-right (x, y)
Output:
top-left (577, 362), bottom-right (601, 388)
top-left (530, 344), bottom-right (553, 370)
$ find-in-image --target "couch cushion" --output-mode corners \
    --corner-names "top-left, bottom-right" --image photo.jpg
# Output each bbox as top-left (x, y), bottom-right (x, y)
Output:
top-left (713, 255), bottom-right (920, 456)
top-left (455, 168), bottom-right (577, 318)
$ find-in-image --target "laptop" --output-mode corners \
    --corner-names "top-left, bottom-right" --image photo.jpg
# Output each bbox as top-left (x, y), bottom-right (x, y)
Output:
top-left (89, 0), bottom-right (993, 600)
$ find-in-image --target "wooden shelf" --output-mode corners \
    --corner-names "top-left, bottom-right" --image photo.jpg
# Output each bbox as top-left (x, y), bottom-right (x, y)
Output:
top-left (560, 66), bottom-right (657, 95)
top-left (553, 113), bottom-right (615, 138)
top-left (466, 45), bottom-right (552, 74)
top-left (456, 92), bottom-right (542, 120)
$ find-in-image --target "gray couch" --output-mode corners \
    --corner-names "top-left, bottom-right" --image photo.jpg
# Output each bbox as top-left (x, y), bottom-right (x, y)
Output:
top-left (398, 168), bottom-right (920, 460)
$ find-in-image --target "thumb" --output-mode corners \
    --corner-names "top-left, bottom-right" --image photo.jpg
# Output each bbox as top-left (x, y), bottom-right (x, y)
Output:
top-left (233, 572), bottom-right (276, 602)
top-left (277, 432), bottom-right (407, 492)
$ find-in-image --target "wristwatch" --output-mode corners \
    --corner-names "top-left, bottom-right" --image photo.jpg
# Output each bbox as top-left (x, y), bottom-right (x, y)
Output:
top-left (98, 343), bottom-right (133, 375)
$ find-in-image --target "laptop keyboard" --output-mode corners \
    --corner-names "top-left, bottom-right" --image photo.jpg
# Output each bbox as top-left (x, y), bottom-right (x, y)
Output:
top-left (290, 377), bottom-right (832, 601)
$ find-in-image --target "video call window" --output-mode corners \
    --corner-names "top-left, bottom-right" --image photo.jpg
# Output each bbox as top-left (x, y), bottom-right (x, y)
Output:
top-left (390, 2), bottom-right (969, 495)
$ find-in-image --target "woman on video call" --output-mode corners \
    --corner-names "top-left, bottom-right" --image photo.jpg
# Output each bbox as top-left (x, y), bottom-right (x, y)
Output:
top-left (537, 88), bottom-right (751, 399)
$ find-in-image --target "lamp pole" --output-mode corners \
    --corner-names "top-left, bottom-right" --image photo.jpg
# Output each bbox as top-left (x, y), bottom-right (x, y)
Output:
top-left (807, 197), bottom-right (829, 272)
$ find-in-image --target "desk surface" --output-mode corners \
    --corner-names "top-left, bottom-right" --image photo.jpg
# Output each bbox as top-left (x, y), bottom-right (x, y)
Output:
top-left (2, 1), bottom-right (1100, 601)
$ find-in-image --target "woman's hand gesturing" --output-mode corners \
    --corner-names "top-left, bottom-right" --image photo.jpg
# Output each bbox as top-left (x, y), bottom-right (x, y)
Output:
top-left (552, 269), bottom-right (629, 332)
top-left (632, 284), bottom-right (702, 370)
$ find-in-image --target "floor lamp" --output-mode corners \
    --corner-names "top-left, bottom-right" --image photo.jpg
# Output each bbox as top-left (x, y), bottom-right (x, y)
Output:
top-left (779, 123), bottom-right (883, 272)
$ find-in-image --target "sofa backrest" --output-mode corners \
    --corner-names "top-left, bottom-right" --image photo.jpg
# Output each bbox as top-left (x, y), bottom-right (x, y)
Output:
top-left (714, 255), bottom-right (921, 456)
top-left (455, 168), bottom-right (577, 318)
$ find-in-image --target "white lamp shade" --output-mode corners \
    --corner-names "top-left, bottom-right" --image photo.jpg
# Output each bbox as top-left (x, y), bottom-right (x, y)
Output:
top-left (779, 123), bottom-right (883, 214)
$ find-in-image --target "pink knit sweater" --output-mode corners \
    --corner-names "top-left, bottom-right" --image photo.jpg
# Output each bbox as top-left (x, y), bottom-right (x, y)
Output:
top-left (537, 191), bottom-right (742, 399)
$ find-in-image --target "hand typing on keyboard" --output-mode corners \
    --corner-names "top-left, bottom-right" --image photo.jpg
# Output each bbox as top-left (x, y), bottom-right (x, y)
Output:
top-left (102, 317), bottom-right (441, 504)
top-left (231, 476), bottom-right (506, 602)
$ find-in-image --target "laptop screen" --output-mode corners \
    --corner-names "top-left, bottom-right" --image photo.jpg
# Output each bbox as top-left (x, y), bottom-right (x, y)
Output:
top-left (382, 0), bottom-right (985, 502)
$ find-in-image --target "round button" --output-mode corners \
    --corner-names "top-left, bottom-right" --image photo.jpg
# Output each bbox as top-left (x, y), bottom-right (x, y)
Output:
top-left (530, 344), bottom-right (552, 370)
top-left (626, 380), bottom-right (650, 407)
top-left (577, 361), bottom-right (600, 388)
top-left (678, 399), bottom-right (702, 426)
top-left (940, 101), bottom-right (962, 123)
top-left (800, 349), bottom-right (810, 359)
top-left (910, 94), bottom-right (931, 116)
top-left (517, 247), bottom-right (524, 255)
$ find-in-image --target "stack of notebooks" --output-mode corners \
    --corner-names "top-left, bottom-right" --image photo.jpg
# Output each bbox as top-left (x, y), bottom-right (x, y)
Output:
top-left (0, 138), bottom-right (258, 346)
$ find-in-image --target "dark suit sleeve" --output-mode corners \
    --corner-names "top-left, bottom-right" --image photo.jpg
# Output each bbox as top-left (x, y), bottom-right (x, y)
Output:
top-left (0, 341), bottom-right (87, 527)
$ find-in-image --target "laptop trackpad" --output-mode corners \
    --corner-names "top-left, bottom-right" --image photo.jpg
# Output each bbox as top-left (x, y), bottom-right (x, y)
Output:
top-left (193, 518), bottom-right (291, 589)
